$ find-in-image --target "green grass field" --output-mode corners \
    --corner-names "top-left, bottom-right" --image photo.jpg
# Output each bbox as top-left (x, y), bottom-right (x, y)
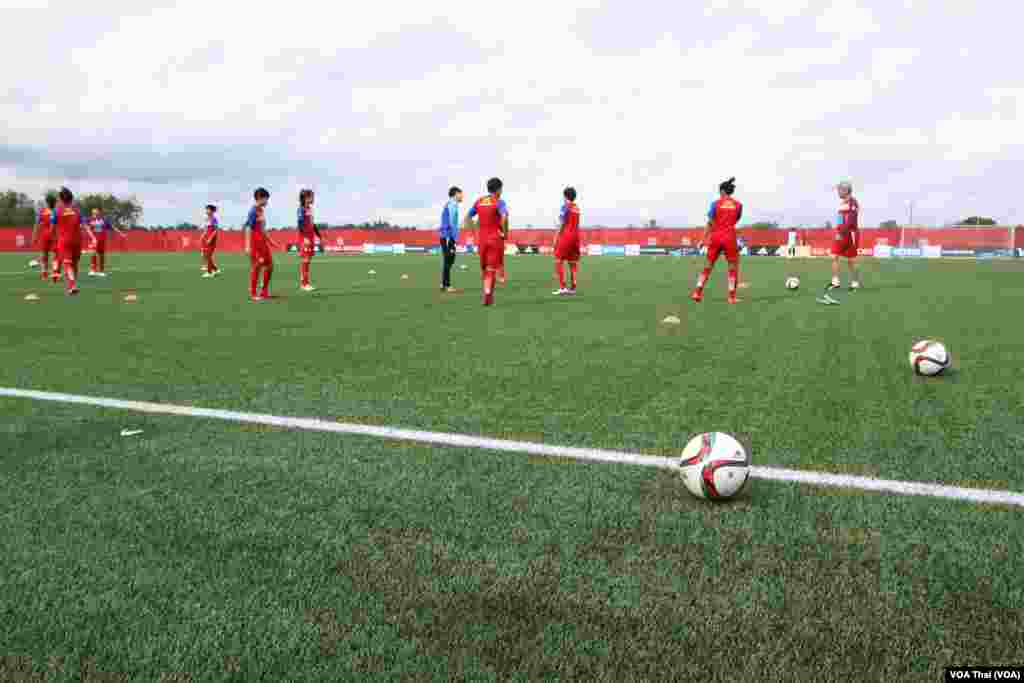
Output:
top-left (2, 251), bottom-right (1023, 682)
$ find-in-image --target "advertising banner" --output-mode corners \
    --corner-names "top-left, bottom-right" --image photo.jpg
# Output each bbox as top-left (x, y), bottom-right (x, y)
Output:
top-left (923, 245), bottom-right (942, 258)
top-left (363, 243), bottom-right (375, 254)
top-left (749, 245), bottom-right (779, 256)
top-left (893, 247), bottom-right (922, 257)
top-left (1017, 248), bottom-right (1024, 257)
top-left (940, 248), bottom-right (975, 257)
top-left (976, 249), bottom-right (1014, 259)
top-left (286, 243), bottom-right (324, 253)
top-left (874, 245), bottom-right (893, 258)
top-left (603, 245), bottom-right (626, 256)
top-left (625, 244), bottom-right (641, 256)
top-left (392, 243), bottom-right (406, 254)
top-left (588, 244), bottom-right (604, 256)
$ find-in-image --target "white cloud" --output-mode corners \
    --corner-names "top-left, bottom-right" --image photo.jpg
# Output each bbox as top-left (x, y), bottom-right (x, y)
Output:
top-left (1, 1), bottom-right (1021, 227)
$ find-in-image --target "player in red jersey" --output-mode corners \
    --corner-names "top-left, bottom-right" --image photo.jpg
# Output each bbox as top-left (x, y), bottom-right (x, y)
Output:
top-left (244, 187), bottom-right (278, 300)
top-left (297, 189), bottom-right (324, 291)
top-left (553, 187), bottom-right (581, 296)
top-left (32, 194), bottom-right (57, 281)
top-left (464, 177), bottom-right (509, 306)
top-left (86, 208), bottom-right (127, 277)
top-left (827, 180), bottom-right (861, 292)
top-left (52, 187), bottom-right (84, 295)
top-left (200, 204), bottom-right (220, 277)
top-left (692, 177), bottom-right (742, 304)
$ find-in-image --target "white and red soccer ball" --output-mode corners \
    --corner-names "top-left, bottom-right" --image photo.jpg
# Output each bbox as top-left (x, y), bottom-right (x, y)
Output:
top-left (909, 340), bottom-right (951, 377)
top-left (679, 432), bottom-right (750, 500)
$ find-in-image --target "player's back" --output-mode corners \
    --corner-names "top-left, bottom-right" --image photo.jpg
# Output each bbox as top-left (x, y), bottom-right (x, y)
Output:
top-left (562, 201), bottom-right (580, 234)
top-left (474, 195), bottom-right (506, 242)
top-left (247, 206), bottom-right (266, 233)
top-left (710, 198), bottom-right (742, 236)
top-left (56, 207), bottom-right (82, 243)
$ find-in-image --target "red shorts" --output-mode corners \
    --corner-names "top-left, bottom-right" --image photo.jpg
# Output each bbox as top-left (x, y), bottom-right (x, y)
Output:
top-left (706, 234), bottom-right (738, 263)
top-left (554, 236), bottom-right (581, 261)
top-left (831, 231), bottom-right (859, 258)
top-left (59, 241), bottom-right (82, 265)
top-left (249, 234), bottom-right (273, 267)
top-left (299, 236), bottom-right (316, 259)
top-left (479, 240), bottom-right (504, 271)
top-left (202, 236), bottom-right (217, 253)
top-left (37, 234), bottom-right (55, 253)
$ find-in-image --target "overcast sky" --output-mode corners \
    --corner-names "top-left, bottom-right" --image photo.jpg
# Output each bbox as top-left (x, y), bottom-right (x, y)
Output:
top-left (1, 1), bottom-right (1019, 228)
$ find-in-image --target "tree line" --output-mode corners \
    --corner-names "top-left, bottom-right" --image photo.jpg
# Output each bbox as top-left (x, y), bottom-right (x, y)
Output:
top-left (0, 190), bottom-right (142, 228)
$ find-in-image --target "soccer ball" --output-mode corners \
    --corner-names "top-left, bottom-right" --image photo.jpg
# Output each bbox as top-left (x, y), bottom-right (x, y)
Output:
top-left (785, 276), bottom-right (800, 290)
top-left (679, 432), bottom-right (751, 500)
top-left (909, 340), bottom-right (951, 376)
top-left (28, 259), bottom-right (40, 269)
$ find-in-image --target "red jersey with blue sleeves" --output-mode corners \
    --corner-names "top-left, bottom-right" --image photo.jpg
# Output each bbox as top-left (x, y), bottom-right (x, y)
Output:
top-left (53, 207), bottom-right (83, 245)
top-left (298, 206), bottom-right (316, 239)
top-left (708, 198), bottom-right (743, 239)
top-left (560, 201), bottom-right (580, 236)
top-left (837, 197), bottom-right (859, 234)
top-left (203, 216), bottom-right (219, 242)
top-left (467, 195), bottom-right (508, 243)
top-left (245, 206), bottom-right (266, 234)
top-left (89, 216), bottom-right (112, 234)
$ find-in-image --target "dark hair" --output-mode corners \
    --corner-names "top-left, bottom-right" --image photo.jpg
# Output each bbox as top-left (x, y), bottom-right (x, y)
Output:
top-left (254, 187), bottom-right (270, 200)
top-left (563, 186), bottom-right (577, 202)
top-left (719, 177), bottom-right (736, 195)
top-left (58, 187), bottom-right (73, 203)
top-left (486, 177), bottom-right (503, 194)
top-left (45, 194), bottom-right (57, 209)
top-left (448, 186), bottom-right (461, 198)
top-left (206, 204), bottom-right (217, 212)
top-left (299, 189), bottom-right (314, 205)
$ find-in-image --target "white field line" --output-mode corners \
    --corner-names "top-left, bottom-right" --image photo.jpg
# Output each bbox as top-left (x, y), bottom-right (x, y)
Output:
top-left (0, 256), bottom-right (389, 277)
top-left (3, 387), bottom-right (1024, 508)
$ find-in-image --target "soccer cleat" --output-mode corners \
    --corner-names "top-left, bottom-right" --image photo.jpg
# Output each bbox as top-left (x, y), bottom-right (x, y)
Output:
top-left (690, 289), bottom-right (703, 303)
top-left (727, 293), bottom-right (738, 304)
top-left (202, 272), bottom-right (214, 278)
top-left (567, 288), bottom-right (576, 296)
top-left (96, 272), bottom-right (108, 278)
top-left (816, 294), bottom-right (841, 305)
top-left (301, 284), bottom-right (316, 292)
top-left (483, 292), bottom-right (494, 306)
top-left (849, 281), bottom-right (861, 291)
top-left (87, 271), bottom-right (97, 277)
top-left (67, 288), bottom-right (80, 296)
top-left (552, 288), bottom-right (567, 296)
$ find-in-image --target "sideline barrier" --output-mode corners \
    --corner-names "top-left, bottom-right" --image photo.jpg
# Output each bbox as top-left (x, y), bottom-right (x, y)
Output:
top-left (1, 226), bottom-right (1019, 255)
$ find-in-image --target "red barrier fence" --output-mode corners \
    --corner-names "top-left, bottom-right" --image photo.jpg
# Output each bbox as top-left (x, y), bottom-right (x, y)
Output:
top-left (1, 227), bottom-right (1020, 252)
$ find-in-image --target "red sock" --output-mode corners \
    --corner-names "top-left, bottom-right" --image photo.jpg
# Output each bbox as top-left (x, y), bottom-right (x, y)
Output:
top-left (483, 271), bottom-right (494, 295)
top-left (206, 253), bottom-right (216, 273)
top-left (98, 252), bottom-right (105, 273)
top-left (261, 268), bottom-right (272, 297)
top-left (40, 254), bottom-right (48, 278)
top-left (90, 254), bottom-right (98, 272)
top-left (64, 263), bottom-right (76, 291)
top-left (696, 266), bottom-right (713, 290)
top-left (728, 265), bottom-right (738, 294)
top-left (249, 266), bottom-right (259, 297)
top-left (300, 261), bottom-right (310, 286)
top-left (556, 261), bottom-right (565, 288)
top-left (569, 262), bottom-right (578, 289)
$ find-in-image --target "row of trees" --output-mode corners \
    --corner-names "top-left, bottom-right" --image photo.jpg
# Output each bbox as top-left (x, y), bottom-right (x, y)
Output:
top-left (0, 190), bottom-right (142, 228)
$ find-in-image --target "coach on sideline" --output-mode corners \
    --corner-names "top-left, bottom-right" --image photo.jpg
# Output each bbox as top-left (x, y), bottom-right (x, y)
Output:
top-left (440, 186), bottom-right (462, 292)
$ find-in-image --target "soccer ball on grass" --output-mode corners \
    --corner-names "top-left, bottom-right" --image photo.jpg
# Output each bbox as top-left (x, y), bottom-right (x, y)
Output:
top-left (785, 276), bottom-right (800, 290)
top-left (909, 340), bottom-right (951, 376)
top-left (679, 432), bottom-right (750, 500)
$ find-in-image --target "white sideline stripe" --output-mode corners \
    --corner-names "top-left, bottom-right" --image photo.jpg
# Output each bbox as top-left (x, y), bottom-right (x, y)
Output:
top-left (3, 386), bottom-right (1024, 508)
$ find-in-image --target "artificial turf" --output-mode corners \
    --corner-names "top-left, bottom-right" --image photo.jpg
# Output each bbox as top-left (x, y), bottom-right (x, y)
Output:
top-left (2, 251), bottom-right (1022, 681)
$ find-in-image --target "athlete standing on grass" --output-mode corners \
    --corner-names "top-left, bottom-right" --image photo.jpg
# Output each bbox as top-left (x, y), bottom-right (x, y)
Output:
top-left (52, 187), bottom-right (84, 295)
top-left (691, 177), bottom-right (742, 304)
top-left (200, 204), bottom-right (220, 277)
top-left (244, 188), bottom-right (277, 301)
top-left (464, 177), bottom-right (509, 306)
top-left (553, 186), bottom-right (581, 296)
top-left (439, 186), bottom-right (461, 292)
top-left (32, 195), bottom-right (57, 281)
top-left (827, 180), bottom-right (861, 294)
top-left (298, 189), bottom-right (323, 292)
top-left (86, 208), bottom-right (127, 277)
